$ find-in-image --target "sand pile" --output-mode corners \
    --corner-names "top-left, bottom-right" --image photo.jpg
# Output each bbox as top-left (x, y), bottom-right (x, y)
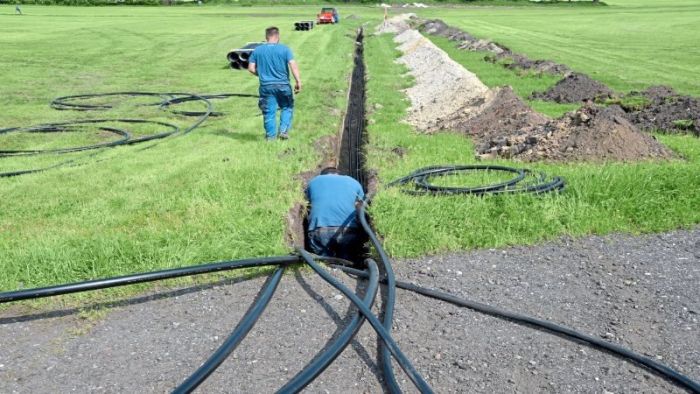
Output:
top-left (381, 15), bottom-right (675, 162)
top-left (392, 27), bottom-right (493, 131)
top-left (375, 12), bottom-right (415, 34)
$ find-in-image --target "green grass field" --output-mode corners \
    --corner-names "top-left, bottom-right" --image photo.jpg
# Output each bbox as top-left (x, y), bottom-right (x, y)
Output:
top-left (364, 33), bottom-right (700, 257)
top-left (417, 0), bottom-right (700, 96)
top-left (1, 2), bottom-right (699, 293)
top-left (0, 6), bottom-right (367, 291)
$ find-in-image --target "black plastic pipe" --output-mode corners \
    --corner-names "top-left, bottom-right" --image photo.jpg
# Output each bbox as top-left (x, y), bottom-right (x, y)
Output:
top-left (297, 248), bottom-right (434, 394)
top-left (397, 281), bottom-right (700, 394)
top-left (238, 51), bottom-right (251, 62)
top-left (227, 51), bottom-right (240, 63)
top-left (387, 165), bottom-right (564, 195)
top-left (276, 259), bottom-right (379, 393)
top-left (0, 255), bottom-right (299, 303)
top-left (172, 266), bottom-right (286, 394)
top-left (358, 199), bottom-right (401, 393)
top-left (326, 265), bottom-right (700, 393)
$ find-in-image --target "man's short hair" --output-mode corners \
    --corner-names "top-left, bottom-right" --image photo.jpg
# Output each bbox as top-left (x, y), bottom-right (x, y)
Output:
top-left (320, 167), bottom-right (339, 175)
top-left (265, 27), bottom-right (280, 39)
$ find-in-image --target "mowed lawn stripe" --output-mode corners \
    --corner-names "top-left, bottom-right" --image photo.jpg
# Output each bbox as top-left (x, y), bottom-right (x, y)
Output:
top-left (0, 6), bottom-right (361, 290)
top-left (417, 0), bottom-right (700, 95)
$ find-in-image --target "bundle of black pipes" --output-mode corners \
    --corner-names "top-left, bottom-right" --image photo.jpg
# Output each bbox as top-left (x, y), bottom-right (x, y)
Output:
top-left (294, 21), bottom-right (314, 31)
top-left (1, 204), bottom-right (699, 392)
top-left (0, 92), bottom-right (257, 178)
top-left (1, 29), bottom-right (699, 394)
top-left (227, 42), bottom-right (264, 70)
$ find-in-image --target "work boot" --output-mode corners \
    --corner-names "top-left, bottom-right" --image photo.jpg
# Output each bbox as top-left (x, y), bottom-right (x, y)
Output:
top-left (279, 132), bottom-right (289, 140)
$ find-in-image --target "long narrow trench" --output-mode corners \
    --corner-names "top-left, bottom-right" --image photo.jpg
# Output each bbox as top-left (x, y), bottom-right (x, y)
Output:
top-left (337, 28), bottom-right (369, 190)
top-left (286, 28), bottom-right (369, 249)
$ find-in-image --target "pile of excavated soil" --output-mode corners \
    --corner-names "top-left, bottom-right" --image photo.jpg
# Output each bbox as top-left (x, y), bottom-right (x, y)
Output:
top-left (445, 87), bottom-right (548, 139)
top-left (384, 16), bottom-right (675, 162)
top-left (624, 86), bottom-right (700, 136)
top-left (497, 54), bottom-right (572, 76)
top-left (418, 18), bottom-right (476, 42)
top-left (392, 27), bottom-right (493, 132)
top-left (476, 104), bottom-right (676, 162)
top-left (531, 73), bottom-right (614, 103)
top-left (418, 19), bottom-right (571, 76)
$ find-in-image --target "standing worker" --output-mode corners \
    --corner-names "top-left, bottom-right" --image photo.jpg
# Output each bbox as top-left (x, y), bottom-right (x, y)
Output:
top-left (306, 167), bottom-right (366, 262)
top-left (248, 27), bottom-right (302, 141)
top-left (15, 2), bottom-right (22, 14)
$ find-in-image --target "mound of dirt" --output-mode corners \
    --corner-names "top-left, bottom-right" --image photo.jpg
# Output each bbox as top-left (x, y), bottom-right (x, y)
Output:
top-left (476, 104), bottom-right (676, 161)
top-left (459, 39), bottom-right (509, 56)
top-left (495, 54), bottom-right (572, 76)
top-left (418, 19), bottom-right (571, 76)
top-left (531, 73), bottom-right (614, 103)
top-left (418, 19), bottom-right (476, 42)
top-left (444, 87), bottom-right (548, 139)
top-left (624, 86), bottom-right (700, 136)
top-left (383, 15), bottom-right (675, 163)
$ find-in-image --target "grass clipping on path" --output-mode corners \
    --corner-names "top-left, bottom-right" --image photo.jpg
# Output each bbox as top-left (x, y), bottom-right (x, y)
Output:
top-left (364, 31), bottom-right (700, 258)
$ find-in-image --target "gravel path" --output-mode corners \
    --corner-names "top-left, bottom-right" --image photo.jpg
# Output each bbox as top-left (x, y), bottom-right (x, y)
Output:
top-left (379, 15), bottom-right (493, 132)
top-left (1, 228), bottom-right (698, 393)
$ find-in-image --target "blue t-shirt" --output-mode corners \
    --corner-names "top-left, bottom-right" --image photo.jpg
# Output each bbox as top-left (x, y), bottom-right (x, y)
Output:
top-left (306, 174), bottom-right (365, 231)
top-left (248, 43), bottom-right (294, 86)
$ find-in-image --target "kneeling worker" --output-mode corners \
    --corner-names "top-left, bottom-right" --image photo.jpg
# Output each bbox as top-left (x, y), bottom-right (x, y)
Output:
top-left (306, 167), bottom-right (365, 262)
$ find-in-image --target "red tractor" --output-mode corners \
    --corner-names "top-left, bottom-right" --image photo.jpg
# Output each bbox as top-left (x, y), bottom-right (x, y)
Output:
top-left (317, 7), bottom-right (339, 24)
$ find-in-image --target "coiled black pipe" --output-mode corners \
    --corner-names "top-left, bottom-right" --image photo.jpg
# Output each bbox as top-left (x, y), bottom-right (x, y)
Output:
top-left (387, 165), bottom-right (565, 195)
top-left (1, 92), bottom-right (258, 178)
top-left (0, 119), bottom-right (179, 156)
top-left (173, 266), bottom-right (286, 394)
top-left (276, 258), bottom-right (379, 393)
top-left (297, 248), bottom-right (434, 394)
